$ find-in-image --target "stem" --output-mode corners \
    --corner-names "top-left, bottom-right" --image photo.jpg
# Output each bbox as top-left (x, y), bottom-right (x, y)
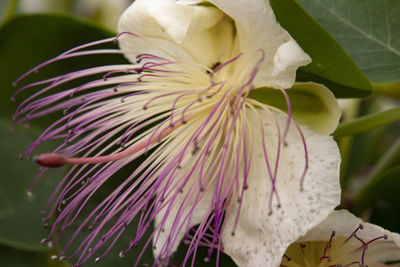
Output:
top-left (333, 106), bottom-right (400, 138)
top-left (353, 137), bottom-right (400, 214)
top-left (337, 99), bottom-right (360, 189)
top-left (373, 82), bottom-right (400, 99)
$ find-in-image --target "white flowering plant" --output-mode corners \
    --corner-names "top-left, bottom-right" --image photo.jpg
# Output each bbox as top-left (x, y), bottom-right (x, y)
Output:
top-left (0, 0), bottom-right (399, 267)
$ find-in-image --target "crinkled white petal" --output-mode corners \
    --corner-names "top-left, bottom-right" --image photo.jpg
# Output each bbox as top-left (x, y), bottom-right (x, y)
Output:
top-left (180, 0), bottom-right (311, 88)
top-left (272, 40), bottom-right (311, 88)
top-left (298, 210), bottom-right (400, 263)
top-left (222, 109), bottom-right (341, 267)
top-left (118, 0), bottom-right (234, 67)
top-left (119, 0), bottom-right (310, 88)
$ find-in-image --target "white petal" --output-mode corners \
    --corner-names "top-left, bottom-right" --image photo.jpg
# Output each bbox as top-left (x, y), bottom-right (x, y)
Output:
top-left (119, 0), bottom-right (310, 88)
top-left (272, 40), bottom-right (312, 89)
top-left (222, 110), bottom-right (341, 267)
top-left (187, 0), bottom-right (311, 88)
top-left (118, 0), bottom-right (234, 67)
top-left (153, 185), bottom-right (215, 258)
top-left (298, 210), bottom-right (400, 263)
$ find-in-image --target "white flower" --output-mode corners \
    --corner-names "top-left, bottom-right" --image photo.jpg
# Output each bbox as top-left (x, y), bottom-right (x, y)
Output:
top-left (281, 210), bottom-right (400, 267)
top-left (14, 0), bottom-right (342, 266)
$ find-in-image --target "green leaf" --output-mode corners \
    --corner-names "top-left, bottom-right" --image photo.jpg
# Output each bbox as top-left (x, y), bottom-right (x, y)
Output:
top-left (0, 244), bottom-right (69, 267)
top-left (333, 106), bottom-right (400, 138)
top-left (270, 0), bottom-right (373, 98)
top-left (0, 119), bottom-right (64, 251)
top-left (298, 0), bottom-right (400, 83)
top-left (0, 14), bottom-right (128, 125)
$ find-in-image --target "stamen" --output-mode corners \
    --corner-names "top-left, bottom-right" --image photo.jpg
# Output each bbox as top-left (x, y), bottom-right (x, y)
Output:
top-left (320, 230), bottom-right (335, 263)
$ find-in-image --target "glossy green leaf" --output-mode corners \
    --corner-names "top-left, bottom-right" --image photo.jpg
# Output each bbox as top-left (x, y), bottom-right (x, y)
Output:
top-left (0, 244), bottom-right (69, 267)
top-left (0, 14), bottom-right (127, 125)
top-left (298, 0), bottom-right (400, 83)
top-left (270, 0), bottom-right (373, 98)
top-left (0, 119), bottom-right (64, 251)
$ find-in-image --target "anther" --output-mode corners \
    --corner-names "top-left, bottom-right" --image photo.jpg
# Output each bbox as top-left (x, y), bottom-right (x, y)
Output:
top-left (95, 257), bottom-right (100, 263)
top-left (51, 255), bottom-right (59, 260)
top-left (284, 141), bottom-right (288, 147)
top-left (119, 251), bottom-right (124, 258)
top-left (283, 255), bottom-right (291, 261)
top-left (268, 210), bottom-right (273, 216)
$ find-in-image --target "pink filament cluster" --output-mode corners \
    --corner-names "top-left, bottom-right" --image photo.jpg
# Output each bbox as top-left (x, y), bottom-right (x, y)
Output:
top-left (13, 32), bottom-right (307, 266)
